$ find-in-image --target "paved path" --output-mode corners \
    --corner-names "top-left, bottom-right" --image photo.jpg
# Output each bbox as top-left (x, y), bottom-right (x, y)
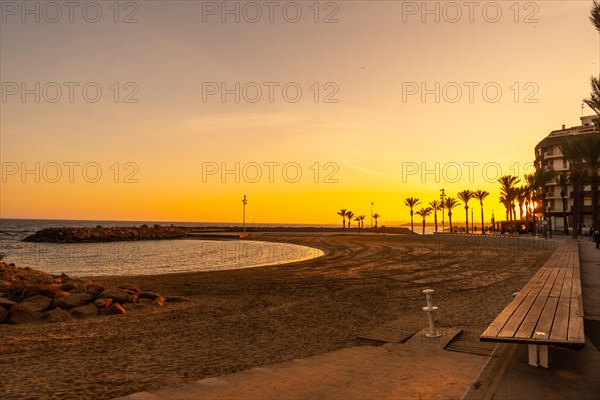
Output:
top-left (115, 328), bottom-right (488, 400)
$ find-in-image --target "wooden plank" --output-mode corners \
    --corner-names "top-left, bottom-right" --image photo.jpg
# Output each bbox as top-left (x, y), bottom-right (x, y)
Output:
top-left (548, 267), bottom-right (567, 298)
top-left (533, 296), bottom-right (558, 340)
top-left (559, 267), bottom-right (574, 299)
top-left (567, 298), bottom-right (585, 345)
top-left (549, 296), bottom-right (571, 341)
top-left (514, 296), bottom-right (549, 339)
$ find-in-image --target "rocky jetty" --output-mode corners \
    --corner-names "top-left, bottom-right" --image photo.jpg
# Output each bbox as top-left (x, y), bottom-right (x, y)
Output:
top-left (0, 262), bottom-right (190, 324)
top-left (23, 224), bottom-right (189, 243)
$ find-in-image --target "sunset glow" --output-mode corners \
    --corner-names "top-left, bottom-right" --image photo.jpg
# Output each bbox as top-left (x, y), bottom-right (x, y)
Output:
top-left (1, 1), bottom-right (596, 225)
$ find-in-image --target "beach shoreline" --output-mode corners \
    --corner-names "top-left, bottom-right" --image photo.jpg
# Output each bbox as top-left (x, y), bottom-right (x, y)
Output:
top-left (0, 234), bottom-right (553, 400)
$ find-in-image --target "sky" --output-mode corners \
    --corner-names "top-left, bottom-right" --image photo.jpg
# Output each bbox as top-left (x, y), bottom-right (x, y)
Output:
top-left (0, 0), bottom-right (597, 226)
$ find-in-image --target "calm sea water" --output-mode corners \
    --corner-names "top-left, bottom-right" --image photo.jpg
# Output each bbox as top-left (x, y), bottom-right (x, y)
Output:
top-left (0, 219), bottom-right (324, 277)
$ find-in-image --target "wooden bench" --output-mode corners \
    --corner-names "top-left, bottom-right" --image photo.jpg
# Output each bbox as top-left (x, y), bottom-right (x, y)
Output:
top-left (480, 239), bottom-right (585, 367)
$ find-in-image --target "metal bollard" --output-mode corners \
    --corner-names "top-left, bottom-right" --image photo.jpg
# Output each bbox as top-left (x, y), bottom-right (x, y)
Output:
top-left (422, 289), bottom-right (441, 338)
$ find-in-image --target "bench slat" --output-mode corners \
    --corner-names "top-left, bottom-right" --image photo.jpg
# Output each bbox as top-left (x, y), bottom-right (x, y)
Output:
top-left (549, 296), bottom-right (571, 341)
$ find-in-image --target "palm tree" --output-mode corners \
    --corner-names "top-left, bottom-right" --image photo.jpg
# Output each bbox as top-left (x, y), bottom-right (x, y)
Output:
top-left (591, 0), bottom-right (600, 32)
top-left (337, 209), bottom-right (347, 229)
top-left (516, 186), bottom-right (527, 221)
top-left (429, 200), bottom-right (442, 233)
top-left (404, 197), bottom-right (421, 233)
top-left (457, 190), bottom-right (475, 233)
top-left (415, 207), bottom-right (433, 235)
top-left (474, 190), bottom-right (489, 235)
top-left (354, 216), bottom-right (361, 228)
top-left (372, 213), bottom-right (380, 228)
top-left (555, 173), bottom-right (570, 235)
top-left (444, 197), bottom-right (459, 233)
top-left (346, 211), bottom-right (355, 229)
top-left (498, 175), bottom-right (520, 233)
top-left (359, 215), bottom-right (366, 228)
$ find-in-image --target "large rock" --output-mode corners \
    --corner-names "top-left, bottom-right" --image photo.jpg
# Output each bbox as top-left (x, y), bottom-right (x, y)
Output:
top-left (84, 283), bottom-right (105, 295)
top-left (9, 304), bottom-right (44, 324)
top-left (94, 298), bottom-right (112, 310)
top-left (54, 293), bottom-right (93, 309)
top-left (103, 303), bottom-right (126, 315)
top-left (45, 308), bottom-right (74, 323)
top-left (100, 288), bottom-right (132, 303)
top-left (71, 304), bottom-right (98, 318)
top-left (20, 295), bottom-right (53, 312)
top-left (0, 297), bottom-right (17, 310)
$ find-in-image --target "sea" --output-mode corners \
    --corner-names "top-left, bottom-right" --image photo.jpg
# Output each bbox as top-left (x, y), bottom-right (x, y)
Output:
top-left (0, 219), bottom-right (325, 277)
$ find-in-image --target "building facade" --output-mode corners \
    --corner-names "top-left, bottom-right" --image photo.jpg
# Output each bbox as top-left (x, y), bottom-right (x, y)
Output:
top-left (534, 115), bottom-right (598, 233)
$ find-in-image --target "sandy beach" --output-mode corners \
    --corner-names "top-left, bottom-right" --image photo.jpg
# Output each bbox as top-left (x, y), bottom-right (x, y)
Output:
top-left (0, 234), bottom-right (553, 400)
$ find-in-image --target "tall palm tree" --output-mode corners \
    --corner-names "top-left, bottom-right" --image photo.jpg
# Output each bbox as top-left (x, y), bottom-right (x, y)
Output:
top-left (429, 200), bottom-right (442, 233)
top-left (337, 209), bottom-right (347, 229)
top-left (555, 173), bottom-right (570, 235)
top-left (372, 213), bottom-right (380, 228)
top-left (404, 197), bottom-right (421, 233)
top-left (498, 175), bottom-right (520, 233)
top-left (415, 207), bottom-right (433, 235)
top-left (444, 197), bottom-right (459, 233)
top-left (354, 216), bottom-right (361, 228)
top-left (474, 190), bottom-right (489, 235)
top-left (346, 211), bottom-right (355, 229)
top-left (457, 190), bottom-right (475, 233)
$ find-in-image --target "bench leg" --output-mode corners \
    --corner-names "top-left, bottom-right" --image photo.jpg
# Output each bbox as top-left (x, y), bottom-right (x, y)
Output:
top-left (539, 345), bottom-right (548, 368)
top-left (527, 344), bottom-right (549, 368)
top-left (528, 344), bottom-right (538, 367)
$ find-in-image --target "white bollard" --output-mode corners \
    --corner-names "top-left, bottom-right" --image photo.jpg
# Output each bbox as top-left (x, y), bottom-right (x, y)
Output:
top-left (422, 289), bottom-right (441, 338)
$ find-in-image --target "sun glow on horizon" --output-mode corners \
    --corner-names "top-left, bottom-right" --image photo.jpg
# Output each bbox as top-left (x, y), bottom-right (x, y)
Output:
top-left (0, 2), bottom-right (596, 225)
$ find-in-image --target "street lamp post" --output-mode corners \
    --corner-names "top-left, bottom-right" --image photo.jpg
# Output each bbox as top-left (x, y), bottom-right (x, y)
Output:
top-left (242, 195), bottom-right (247, 232)
top-left (440, 189), bottom-right (445, 233)
top-left (371, 202), bottom-right (374, 229)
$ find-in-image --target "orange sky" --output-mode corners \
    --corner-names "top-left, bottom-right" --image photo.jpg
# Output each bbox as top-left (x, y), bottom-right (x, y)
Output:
top-left (0, 1), bottom-right (597, 225)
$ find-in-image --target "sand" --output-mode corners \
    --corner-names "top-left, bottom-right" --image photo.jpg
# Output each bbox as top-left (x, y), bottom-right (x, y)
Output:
top-left (0, 234), bottom-right (553, 400)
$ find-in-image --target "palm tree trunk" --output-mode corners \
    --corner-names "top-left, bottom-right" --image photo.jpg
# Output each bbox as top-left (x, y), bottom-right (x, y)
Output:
top-left (562, 196), bottom-right (569, 235)
top-left (465, 207), bottom-right (469, 234)
top-left (434, 212), bottom-right (438, 233)
top-left (410, 211), bottom-right (414, 233)
top-left (422, 219), bottom-right (425, 235)
top-left (449, 213), bottom-right (453, 232)
top-left (480, 204), bottom-right (485, 235)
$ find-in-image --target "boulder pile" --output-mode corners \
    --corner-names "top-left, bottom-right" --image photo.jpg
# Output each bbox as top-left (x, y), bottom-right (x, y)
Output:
top-left (0, 261), bottom-right (190, 324)
top-left (23, 224), bottom-right (190, 243)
